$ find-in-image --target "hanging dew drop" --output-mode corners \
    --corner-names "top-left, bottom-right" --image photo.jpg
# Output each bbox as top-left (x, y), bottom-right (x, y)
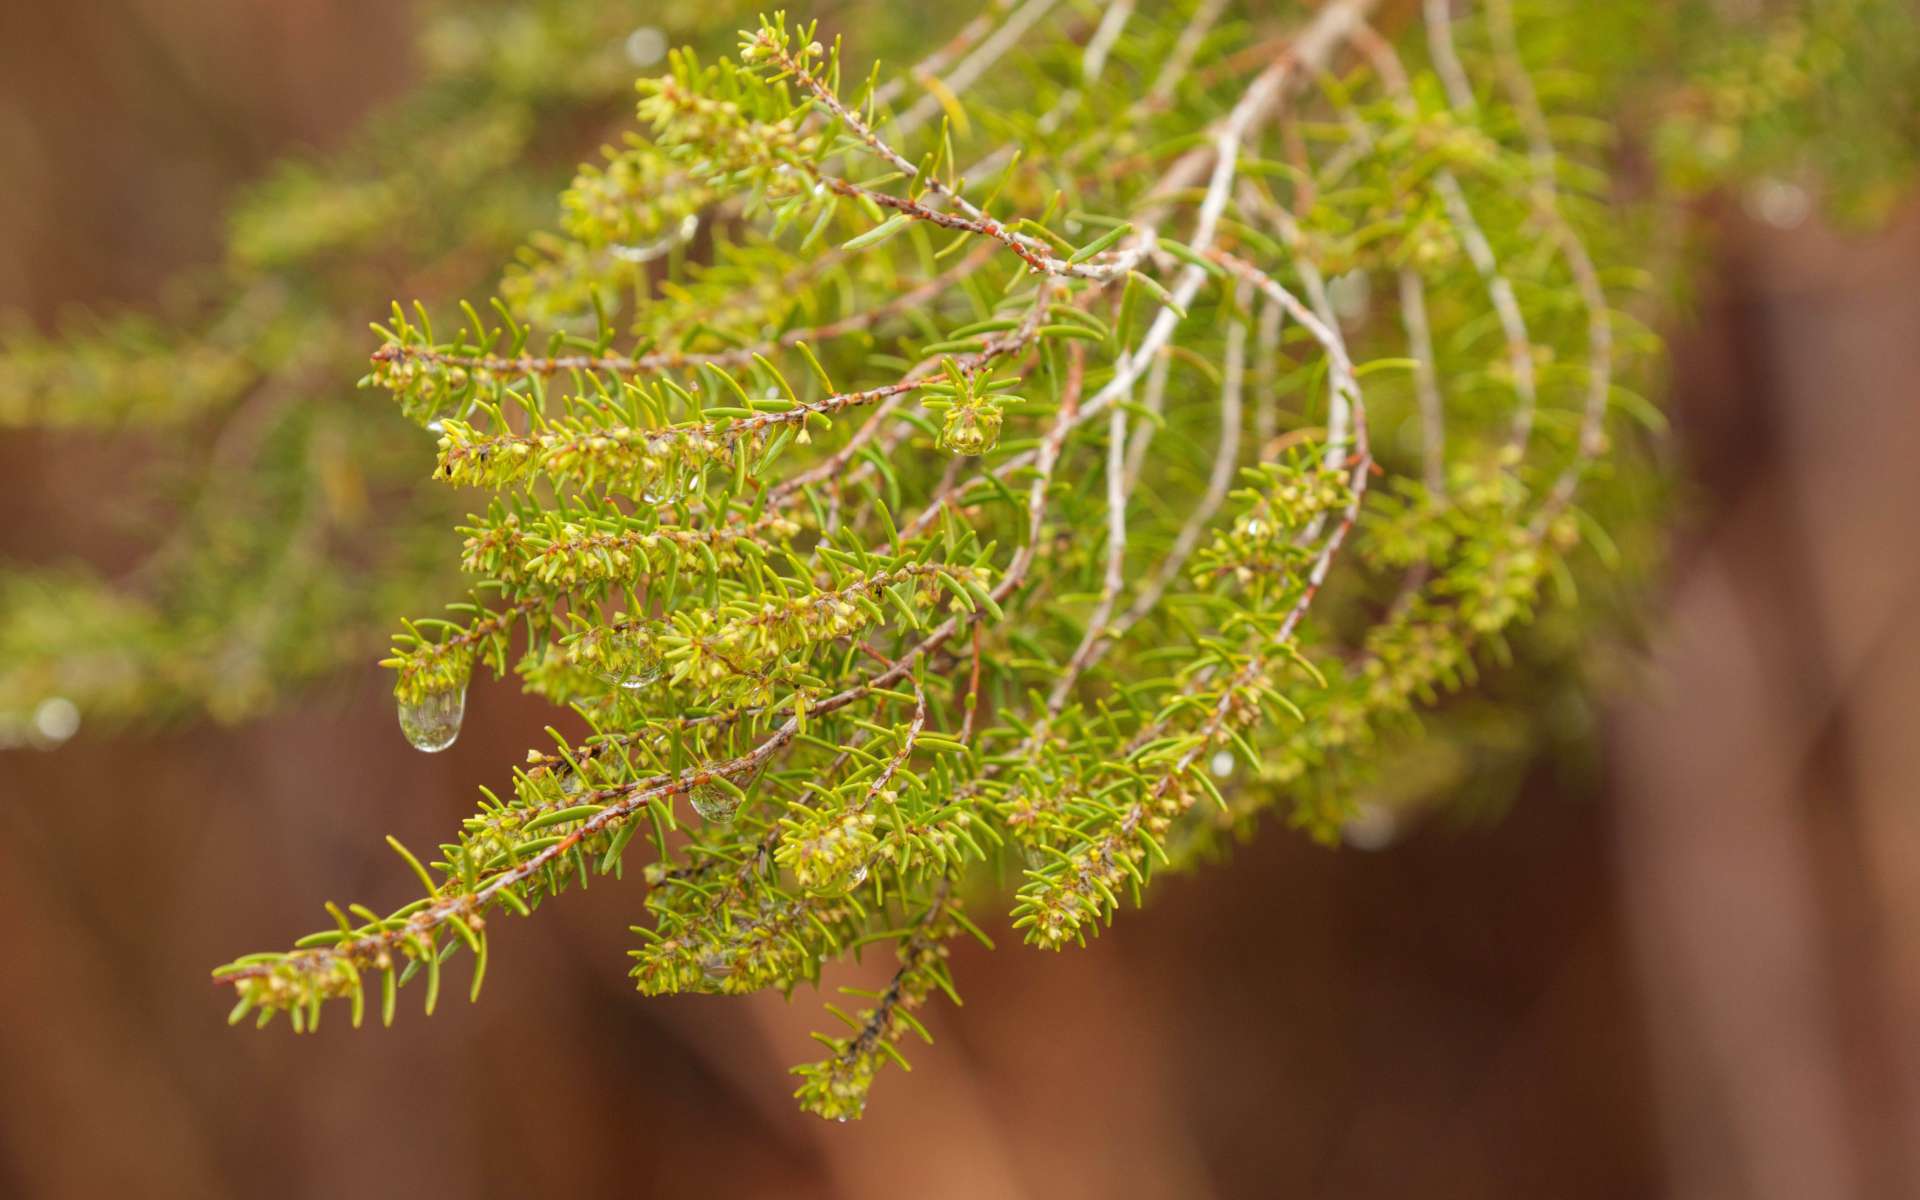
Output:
top-left (688, 780), bottom-right (742, 824)
top-left (599, 627), bottom-right (665, 690)
top-left (398, 684), bottom-right (466, 752)
top-left (808, 860), bottom-right (869, 897)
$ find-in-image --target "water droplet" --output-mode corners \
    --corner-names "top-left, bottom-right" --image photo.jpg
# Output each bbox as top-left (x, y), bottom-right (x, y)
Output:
top-left (625, 26), bottom-right (668, 68)
top-left (599, 628), bottom-right (665, 690)
top-left (1341, 801), bottom-right (1399, 851)
top-left (426, 417), bottom-right (445, 434)
top-left (610, 214), bottom-right (696, 265)
top-left (1208, 749), bottom-right (1236, 779)
top-left (32, 697), bottom-right (79, 747)
top-left (846, 863), bottom-right (869, 889)
top-left (1327, 270), bottom-right (1372, 325)
top-left (615, 668), bottom-right (661, 691)
top-left (688, 781), bottom-right (742, 823)
top-left (1745, 178), bottom-right (1811, 230)
top-left (398, 684), bottom-right (466, 752)
top-left (700, 950), bottom-right (733, 982)
top-left (641, 476), bottom-right (686, 505)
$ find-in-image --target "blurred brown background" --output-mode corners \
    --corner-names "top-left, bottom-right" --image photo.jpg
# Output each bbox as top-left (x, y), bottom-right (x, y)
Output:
top-left (2, 3), bottom-right (1919, 1197)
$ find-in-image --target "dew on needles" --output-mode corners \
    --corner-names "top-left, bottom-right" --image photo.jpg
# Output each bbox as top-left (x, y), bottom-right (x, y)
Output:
top-left (397, 684), bottom-right (465, 753)
top-left (177, 0), bottom-right (1920, 1125)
